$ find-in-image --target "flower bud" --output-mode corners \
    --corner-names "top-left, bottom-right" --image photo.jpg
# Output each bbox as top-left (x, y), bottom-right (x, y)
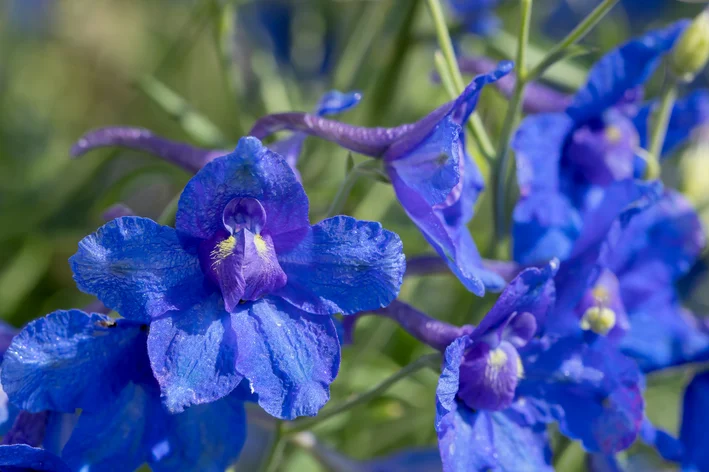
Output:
top-left (671, 9), bottom-right (709, 83)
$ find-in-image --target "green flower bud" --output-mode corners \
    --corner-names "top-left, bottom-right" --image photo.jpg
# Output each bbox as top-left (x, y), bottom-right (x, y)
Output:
top-left (671, 8), bottom-right (709, 83)
top-left (680, 126), bottom-right (709, 206)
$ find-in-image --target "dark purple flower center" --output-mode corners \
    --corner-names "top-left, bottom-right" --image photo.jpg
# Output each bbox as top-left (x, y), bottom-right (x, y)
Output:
top-left (198, 197), bottom-right (287, 312)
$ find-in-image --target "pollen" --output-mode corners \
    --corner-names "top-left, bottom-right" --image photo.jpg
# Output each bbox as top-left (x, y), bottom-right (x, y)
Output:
top-left (516, 356), bottom-right (525, 379)
top-left (253, 234), bottom-right (268, 256)
top-left (211, 235), bottom-right (237, 267)
top-left (581, 306), bottom-right (616, 335)
top-left (592, 285), bottom-right (610, 304)
top-left (605, 126), bottom-right (622, 143)
top-left (488, 348), bottom-right (508, 369)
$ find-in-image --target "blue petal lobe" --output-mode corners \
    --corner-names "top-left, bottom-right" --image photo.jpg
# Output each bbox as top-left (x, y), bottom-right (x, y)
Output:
top-left (274, 216), bottom-right (405, 315)
top-left (231, 297), bottom-right (340, 420)
top-left (2, 310), bottom-right (146, 413)
top-left (147, 294), bottom-right (243, 413)
top-left (70, 217), bottom-right (205, 322)
top-left (0, 444), bottom-right (70, 472)
top-left (176, 137), bottom-right (310, 242)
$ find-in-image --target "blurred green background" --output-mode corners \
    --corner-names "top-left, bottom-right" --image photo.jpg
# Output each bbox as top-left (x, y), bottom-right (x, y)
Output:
top-left (1, 1), bottom-right (707, 470)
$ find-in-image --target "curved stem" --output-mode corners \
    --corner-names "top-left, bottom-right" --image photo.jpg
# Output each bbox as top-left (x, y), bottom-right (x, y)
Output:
top-left (260, 421), bottom-right (284, 472)
top-left (284, 353), bottom-right (441, 435)
top-left (326, 159), bottom-right (383, 218)
top-left (527, 0), bottom-right (620, 81)
top-left (646, 79), bottom-right (678, 179)
top-left (491, 0), bottom-right (532, 255)
top-left (425, 0), bottom-right (495, 160)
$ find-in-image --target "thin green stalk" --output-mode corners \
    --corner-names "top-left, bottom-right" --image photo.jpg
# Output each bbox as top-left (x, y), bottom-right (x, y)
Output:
top-left (158, 193), bottom-right (181, 226)
top-left (528, 0), bottom-right (619, 80)
top-left (646, 79), bottom-right (678, 179)
top-left (425, 0), bottom-right (495, 160)
top-left (284, 353), bottom-right (441, 435)
top-left (260, 422), bottom-right (284, 472)
top-left (491, 0), bottom-right (532, 255)
top-left (326, 160), bottom-right (383, 218)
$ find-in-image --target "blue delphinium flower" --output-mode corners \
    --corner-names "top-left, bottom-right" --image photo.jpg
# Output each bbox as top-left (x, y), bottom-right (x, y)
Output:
top-left (357, 261), bottom-right (645, 471)
top-left (248, 62), bottom-right (514, 296)
top-left (70, 90), bottom-right (361, 178)
top-left (511, 21), bottom-right (709, 265)
top-left (547, 186), bottom-right (709, 373)
top-left (1, 309), bottom-right (248, 471)
top-left (69, 137), bottom-right (406, 418)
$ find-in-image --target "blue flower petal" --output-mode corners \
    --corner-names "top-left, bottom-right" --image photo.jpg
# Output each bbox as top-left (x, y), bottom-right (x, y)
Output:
top-left (0, 444), bottom-right (70, 472)
top-left (513, 192), bottom-right (582, 265)
top-left (519, 336), bottom-right (644, 453)
top-left (1, 310), bottom-right (146, 413)
top-left (680, 371), bottom-right (709, 471)
top-left (436, 335), bottom-right (471, 427)
top-left (633, 89), bottom-right (709, 157)
top-left (620, 295), bottom-right (709, 373)
top-left (567, 21), bottom-right (689, 123)
top-left (151, 393), bottom-right (247, 472)
top-left (70, 217), bottom-right (205, 322)
top-left (147, 294), bottom-right (243, 413)
top-left (513, 113), bottom-right (574, 197)
top-left (436, 406), bottom-right (552, 472)
top-left (274, 216), bottom-right (405, 315)
top-left (386, 118), bottom-right (461, 206)
top-left (176, 137), bottom-right (310, 243)
top-left (62, 383), bottom-right (161, 472)
top-left (231, 297), bottom-right (340, 420)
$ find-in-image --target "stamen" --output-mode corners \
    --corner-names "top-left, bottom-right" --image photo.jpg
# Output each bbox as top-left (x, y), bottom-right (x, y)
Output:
top-left (581, 306), bottom-right (616, 335)
top-left (605, 126), bottom-right (622, 143)
top-left (211, 235), bottom-right (237, 267)
top-left (253, 234), bottom-right (268, 257)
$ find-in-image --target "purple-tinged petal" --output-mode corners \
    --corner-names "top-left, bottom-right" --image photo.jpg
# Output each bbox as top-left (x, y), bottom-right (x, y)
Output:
top-left (373, 300), bottom-right (471, 352)
top-left (458, 340), bottom-right (522, 411)
top-left (147, 293), bottom-right (242, 413)
top-left (519, 336), bottom-right (644, 454)
top-left (231, 297), bottom-right (340, 420)
top-left (473, 261), bottom-right (558, 345)
top-left (2, 411), bottom-right (49, 447)
top-left (680, 371), bottom-right (709, 471)
top-left (1, 310), bottom-right (147, 413)
top-left (513, 113), bottom-right (575, 197)
top-left (71, 127), bottom-right (228, 174)
top-left (0, 444), bottom-right (70, 472)
top-left (566, 111), bottom-right (639, 186)
top-left (70, 217), bottom-right (206, 322)
top-left (568, 21), bottom-right (690, 123)
top-left (574, 269), bottom-right (629, 342)
top-left (274, 216), bottom-right (405, 316)
top-left (450, 226), bottom-right (506, 293)
top-left (457, 56), bottom-right (570, 113)
top-left (176, 137), bottom-right (310, 242)
top-left (436, 335), bottom-right (471, 427)
top-left (633, 89), bottom-right (709, 158)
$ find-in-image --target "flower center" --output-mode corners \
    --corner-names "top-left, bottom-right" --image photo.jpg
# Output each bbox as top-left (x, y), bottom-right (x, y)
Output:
top-left (580, 306), bottom-right (616, 335)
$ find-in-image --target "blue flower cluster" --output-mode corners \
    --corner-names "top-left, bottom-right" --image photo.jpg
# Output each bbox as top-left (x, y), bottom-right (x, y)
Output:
top-left (3, 7), bottom-right (709, 472)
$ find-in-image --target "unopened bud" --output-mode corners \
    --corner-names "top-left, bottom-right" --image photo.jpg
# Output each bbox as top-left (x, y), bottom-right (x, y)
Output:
top-left (671, 9), bottom-right (709, 83)
top-left (679, 126), bottom-right (709, 208)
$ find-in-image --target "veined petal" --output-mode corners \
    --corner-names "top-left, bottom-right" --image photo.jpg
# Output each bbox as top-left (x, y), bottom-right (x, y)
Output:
top-left (0, 444), bottom-right (70, 472)
top-left (70, 127), bottom-right (228, 173)
top-left (70, 217), bottom-right (206, 322)
top-left (518, 336), bottom-right (644, 454)
top-left (274, 216), bottom-right (405, 316)
top-left (147, 294), bottom-right (242, 413)
top-left (231, 297), bottom-right (340, 420)
top-left (1, 310), bottom-right (147, 413)
top-left (176, 137), bottom-right (310, 242)
top-left (568, 21), bottom-right (690, 123)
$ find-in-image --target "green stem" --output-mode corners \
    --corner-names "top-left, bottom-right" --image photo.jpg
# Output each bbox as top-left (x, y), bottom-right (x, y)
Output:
top-left (157, 193), bottom-right (181, 226)
top-left (425, 0), bottom-right (495, 160)
top-left (491, 0), bottom-right (532, 255)
top-left (326, 160), bottom-right (383, 218)
top-left (646, 79), bottom-right (678, 179)
top-left (260, 421), bottom-right (284, 472)
top-left (527, 0), bottom-right (619, 80)
top-left (284, 353), bottom-right (441, 435)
